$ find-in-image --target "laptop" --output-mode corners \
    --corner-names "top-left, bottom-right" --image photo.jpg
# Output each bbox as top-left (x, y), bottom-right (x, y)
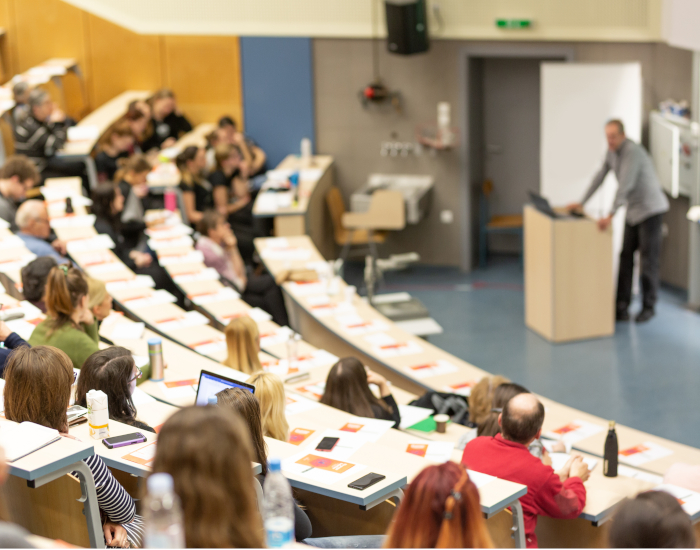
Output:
top-left (528, 191), bottom-right (561, 218)
top-left (194, 369), bottom-right (255, 406)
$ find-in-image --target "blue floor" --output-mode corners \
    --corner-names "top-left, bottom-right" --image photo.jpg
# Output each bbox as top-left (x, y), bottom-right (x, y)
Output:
top-left (344, 257), bottom-right (700, 450)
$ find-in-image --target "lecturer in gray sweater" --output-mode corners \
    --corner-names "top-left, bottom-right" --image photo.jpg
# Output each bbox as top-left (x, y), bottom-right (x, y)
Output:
top-left (568, 119), bottom-right (669, 324)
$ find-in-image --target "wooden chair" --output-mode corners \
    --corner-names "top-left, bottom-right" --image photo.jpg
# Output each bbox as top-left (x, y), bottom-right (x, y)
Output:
top-left (479, 180), bottom-right (523, 267)
top-left (326, 187), bottom-right (387, 260)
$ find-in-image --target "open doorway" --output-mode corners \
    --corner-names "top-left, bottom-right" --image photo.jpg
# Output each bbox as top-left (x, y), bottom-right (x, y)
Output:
top-left (458, 45), bottom-right (574, 270)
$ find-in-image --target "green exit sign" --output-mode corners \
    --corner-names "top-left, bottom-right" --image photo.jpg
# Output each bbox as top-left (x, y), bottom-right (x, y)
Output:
top-left (496, 19), bottom-right (532, 29)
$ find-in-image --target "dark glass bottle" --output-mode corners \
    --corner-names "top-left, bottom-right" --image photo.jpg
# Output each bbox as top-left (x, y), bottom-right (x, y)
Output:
top-left (65, 197), bottom-right (74, 215)
top-left (603, 420), bottom-right (618, 477)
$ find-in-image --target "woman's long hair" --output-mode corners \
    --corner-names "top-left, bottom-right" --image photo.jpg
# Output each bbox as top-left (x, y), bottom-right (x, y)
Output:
top-left (468, 375), bottom-right (510, 426)
top-left (75, 347), bottom-right (140, 427)
top-left (4, 346), bottom-right (74, 434)
top-left (152, 406), bottom-right (264, 548)
top-left (223, 316), bottom-right (261, 374)
top-left (384, 462), bottom-right (493, 549)
top-left (44, 265), bottom-right (89, 336)
top-left (91, 183), bottom-right (120, 229)
top-left (216, 387), bottom-right (269, 476)
top-left (320, 357), bottom-right (389, 419)
top-left (246, 372), bottom-right (289, 442)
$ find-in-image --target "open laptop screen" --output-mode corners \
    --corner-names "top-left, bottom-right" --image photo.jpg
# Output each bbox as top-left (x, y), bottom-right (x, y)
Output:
top-left (195, 369), bottom-right (255, 406)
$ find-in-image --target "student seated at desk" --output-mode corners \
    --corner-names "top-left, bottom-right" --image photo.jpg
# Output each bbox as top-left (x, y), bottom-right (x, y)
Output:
top-left (462, 393), bottom-right (589, 548)
top-left (75, 347), bottom-right (155, 433)
top-left (216, 387), bottom-right (313, 541)
top-left (320, 357), bottom-right (401, 429)
top-left (92, 183), bottom-right (186, 308)
top-left (0, 155), bottom-right (41, 230)
top-left (246, 372), bottom-right (289, 441)
top-left (477, 382), bottom-right (566, 462)
top-left (115, 155), bottom-right (152, 248)
top-left (467, 375), bottom-right (510, 427)
top-left (196, 210), bottom-right (289, 325)
top-left (10, 82), bottom-right (30, 125)
top-left (4, 346), bottom-right (144, 547)
top-left (0, 319), bottom-right (29, 378)
top-left (152, 406), bottom-right (264, 548)
top-left (210, 143), bottom-right (258, 263)
top-left (21, 256), bottom-right (57, 313)
top-left (218, 116), bottom-right (267, 177)
top-left (28, 265), bottom-right (99, 370)
top-left (608, 490), bottom-right (695, 548)
top-left (86, 277), bottom-right (113, 323)
top-left (14, 89), bottom-right (84, 186)
top-left (123, 102), bottom-right (149, 154)
top-left (176, 146), bottom-right (215, 225)
top-left (141, 89), bottom-right (192, 152)
top-left (384, 462), bottom-right (493, 548)
top-left (15, 201), bottom-right (68, 264)
top-left (222, 316), bottom-right (262, 374)
top-left (94, 121), bottom-right (135, 182)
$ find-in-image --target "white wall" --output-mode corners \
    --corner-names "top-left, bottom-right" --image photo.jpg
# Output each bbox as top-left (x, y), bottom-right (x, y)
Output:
top-left (663, 0), bottom-right (700, 51)
top-left (62, 0), bottom-right (662, 40)
top-left (540, 62), bottom-right (643, 277)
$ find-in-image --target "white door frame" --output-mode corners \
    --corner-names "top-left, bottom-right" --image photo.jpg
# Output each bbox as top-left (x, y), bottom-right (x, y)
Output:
top-left (457, 44), bottom-right (575, 271)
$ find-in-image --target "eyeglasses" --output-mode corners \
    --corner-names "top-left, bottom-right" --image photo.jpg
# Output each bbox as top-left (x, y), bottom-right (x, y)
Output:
top-left (129, 367), bottom-right (142, 383)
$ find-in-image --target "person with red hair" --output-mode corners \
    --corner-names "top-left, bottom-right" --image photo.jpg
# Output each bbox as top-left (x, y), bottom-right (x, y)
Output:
top-left (384, 462), bottom-right (493, 548)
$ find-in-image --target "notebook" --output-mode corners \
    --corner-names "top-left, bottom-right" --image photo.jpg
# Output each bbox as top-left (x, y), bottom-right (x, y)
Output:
top-left (0, 422), bottom-right (61, 462)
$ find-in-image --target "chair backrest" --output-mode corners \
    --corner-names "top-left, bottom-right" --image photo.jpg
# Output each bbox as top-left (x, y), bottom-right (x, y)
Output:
top-left (342, 189), bottom-right (405, 231)
top-left (326, 186), bottom-right (347, 242)
top-left (479, 179), bottom-right (493, 229)
top-left (253, 475), bottom-right (265, 519)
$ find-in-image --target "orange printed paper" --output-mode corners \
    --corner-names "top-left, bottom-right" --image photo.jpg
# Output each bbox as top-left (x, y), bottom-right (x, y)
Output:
top-left (619, 444), bottom-right (650, 457)
top-left (299, 385), bottom-right (323, 400)
top-left (411, 363), bottom-right (437, 371)
top-left (122, 442), bottom-right (156, 466)
top-left (552, 422), bottom-right (581, 435)
top-left (340, 423), bottom-right (364, 433)
top-left (296, 454), bottom-right (354, 473)
top-left (406, 443), bottom-right (429, 457)
top-left (288, 428), bottom-right (315, 446)
top-left (164, 379), bottom-right (197, 388)
top-left (450, 381), bottom-right (475, 390)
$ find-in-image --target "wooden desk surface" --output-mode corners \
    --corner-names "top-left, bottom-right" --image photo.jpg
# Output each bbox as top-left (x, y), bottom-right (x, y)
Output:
top-left (60, 90), bottom-right (151, 156)
top-left (253, 155), bottom-right (333, 218)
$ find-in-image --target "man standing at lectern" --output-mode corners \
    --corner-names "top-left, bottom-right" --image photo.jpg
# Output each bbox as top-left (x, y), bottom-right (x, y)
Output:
top-left (567, 120), bottom-right (669, 323)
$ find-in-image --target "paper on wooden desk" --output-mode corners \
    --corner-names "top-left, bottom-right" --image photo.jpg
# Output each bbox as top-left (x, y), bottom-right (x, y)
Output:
top-left (282, 451), bottom-right (366, 484)
top-left (404, 360), bottom-right (459, 380)
top-left (111, 322), bottom-right (145, 341)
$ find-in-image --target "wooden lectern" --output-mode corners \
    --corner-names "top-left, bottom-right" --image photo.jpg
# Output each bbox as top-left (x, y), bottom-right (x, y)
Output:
top-left (524, 205), bottom-right (614, 343)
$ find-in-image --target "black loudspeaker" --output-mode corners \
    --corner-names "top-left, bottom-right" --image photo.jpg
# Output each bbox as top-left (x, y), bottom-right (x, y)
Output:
top-left (385, 0), bottom-right (429, 55)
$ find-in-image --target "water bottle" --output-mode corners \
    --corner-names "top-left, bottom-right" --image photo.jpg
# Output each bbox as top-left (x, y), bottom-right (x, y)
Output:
top-left (603, 420), bottom-right (618, 477)
top-left (263, 458), bottom-right (295, 548)
top-left (143, 473), bottom-right (185, 548)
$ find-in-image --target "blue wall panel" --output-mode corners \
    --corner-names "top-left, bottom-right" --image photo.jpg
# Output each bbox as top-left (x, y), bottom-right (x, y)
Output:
top-left (240, 37), bottom-right (315, 168)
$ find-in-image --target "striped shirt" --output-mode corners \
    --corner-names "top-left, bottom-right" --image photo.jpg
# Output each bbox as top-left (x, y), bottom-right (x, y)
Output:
top-left (77, 455), bottom-right (144, 547)
top-left (13, 114), bottom-right (67, 171)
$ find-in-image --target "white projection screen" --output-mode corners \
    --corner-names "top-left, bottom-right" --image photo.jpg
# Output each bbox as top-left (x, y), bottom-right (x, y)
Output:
top-left (540, 62), bottom-right (642, 280)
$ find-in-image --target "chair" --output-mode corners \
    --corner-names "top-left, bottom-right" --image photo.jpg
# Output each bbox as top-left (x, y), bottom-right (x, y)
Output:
top-left (253, 476), bottom-right (265, 518)
top-left (326, 186), bottom-right (387, 260)
top-left (479, 180), bottom-right (523, 268)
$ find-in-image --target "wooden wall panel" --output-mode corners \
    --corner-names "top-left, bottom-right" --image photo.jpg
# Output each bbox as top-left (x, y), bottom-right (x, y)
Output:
top-left (0, 0), bottom-right (18, 79)
top-left (161, 35), bottom-right (242, 126)
top-left (85, 13), bottom-right (162, 109)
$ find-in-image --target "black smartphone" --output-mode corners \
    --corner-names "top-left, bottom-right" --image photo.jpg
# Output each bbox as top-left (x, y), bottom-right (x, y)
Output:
top-left (102, 432), bottom-right (147, 449)
top-left (315, 437), bottom-right (340, 452)
top-left (348, 473), bottom-right (386, 490)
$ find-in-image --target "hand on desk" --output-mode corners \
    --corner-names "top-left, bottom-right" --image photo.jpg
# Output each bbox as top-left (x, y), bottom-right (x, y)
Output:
top-left (103, 522), bottom-right (129, 548)
top-left (0, 320), bottom-right (12, 342)
top-left (556, 454), bottom-right (591, 483)
top-left (597, 215), bottom-right (613, 231)
top-left (565, 202), bottom-right (583, 213)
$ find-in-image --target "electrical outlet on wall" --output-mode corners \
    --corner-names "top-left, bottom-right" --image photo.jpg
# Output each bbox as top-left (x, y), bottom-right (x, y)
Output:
top-left (440, 210), bottom-right (453, 224)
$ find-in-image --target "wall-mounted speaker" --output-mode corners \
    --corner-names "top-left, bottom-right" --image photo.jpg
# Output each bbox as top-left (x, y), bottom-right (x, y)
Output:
top-left (385, 0), bottom-right (429, 55)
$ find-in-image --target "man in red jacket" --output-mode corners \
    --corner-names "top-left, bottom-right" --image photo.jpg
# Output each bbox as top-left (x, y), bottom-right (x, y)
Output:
top-left (462, 392), bottom-right (589, 548)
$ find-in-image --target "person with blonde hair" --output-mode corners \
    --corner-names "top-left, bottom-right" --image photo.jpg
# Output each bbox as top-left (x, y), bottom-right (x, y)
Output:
top-left (246, 371), bottom-right (289, 441)
top-left (222, 316), bottom-right (261, 374)
top-left (86, 277), bottom-right (113, 322)
top-left (467, 375), bottom-right (510, 426)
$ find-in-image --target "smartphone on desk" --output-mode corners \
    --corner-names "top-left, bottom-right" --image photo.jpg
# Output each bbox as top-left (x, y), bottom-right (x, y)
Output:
top-left (315, 437), bottom-right (339, 452)
top-left (102, 433), bottom-right (147, 449)
top-left (348, 473), bottom-right (386, 490)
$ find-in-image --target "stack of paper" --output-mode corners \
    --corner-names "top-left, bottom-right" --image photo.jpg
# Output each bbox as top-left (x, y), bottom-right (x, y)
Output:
top-left (0, 422), bottom-right (60, 461)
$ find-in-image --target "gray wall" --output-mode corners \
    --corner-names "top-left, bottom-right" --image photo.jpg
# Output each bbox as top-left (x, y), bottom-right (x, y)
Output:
top-left (314, 39), bottom-right (693, 276)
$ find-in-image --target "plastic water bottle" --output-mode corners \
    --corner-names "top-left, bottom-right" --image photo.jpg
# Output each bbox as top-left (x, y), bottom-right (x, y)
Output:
top-left (263, 458), bottom-right (295, 547)
top-left (143, 473), bottom-right (185, 548)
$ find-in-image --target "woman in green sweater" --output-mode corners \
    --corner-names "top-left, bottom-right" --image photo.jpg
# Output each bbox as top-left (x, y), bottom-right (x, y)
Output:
top-left (28, 265), bottom-right (100, 369)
